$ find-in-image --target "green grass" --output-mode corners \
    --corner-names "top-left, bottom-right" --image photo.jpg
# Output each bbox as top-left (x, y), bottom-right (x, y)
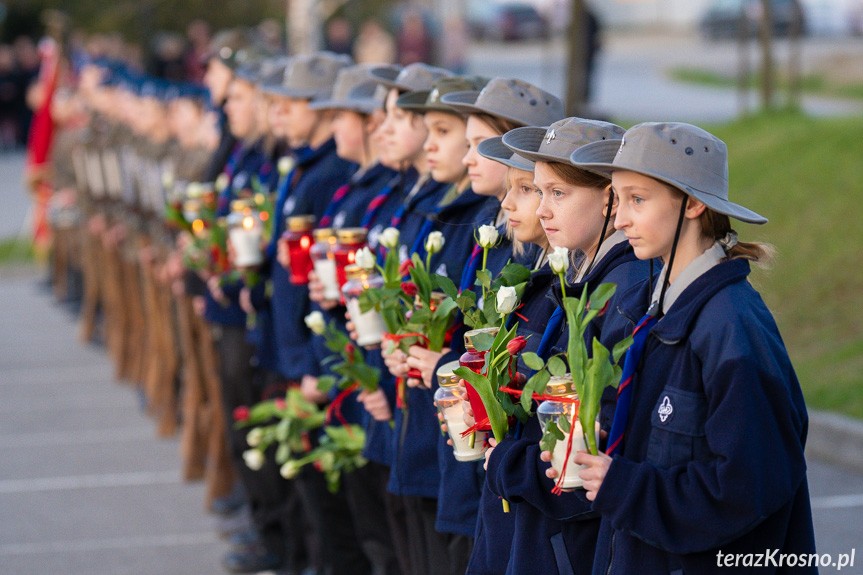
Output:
top-left (669, 66), bottom-right (863, 102)
top-left (701, 111), bottom-right (863, 419)
top-left (0, 237), bottom-right (35, 265)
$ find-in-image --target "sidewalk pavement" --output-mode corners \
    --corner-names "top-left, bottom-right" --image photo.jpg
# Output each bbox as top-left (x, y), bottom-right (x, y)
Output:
top-left (0, 272), bottom-right (224, 575)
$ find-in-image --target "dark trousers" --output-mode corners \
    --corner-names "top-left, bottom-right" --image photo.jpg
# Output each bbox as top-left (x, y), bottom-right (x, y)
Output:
top-left (294, 465), bottom-right (371, 575)
top-left (343, 461), bottom-right (404, 575)
top-left (216, 330), bottom-right (307, 565)
top-left (402, 496), bottom-right (474, 575)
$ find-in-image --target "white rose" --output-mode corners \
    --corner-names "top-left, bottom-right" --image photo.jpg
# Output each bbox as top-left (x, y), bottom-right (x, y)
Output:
top-left (496, 285), bottom-right (519, 315)
top-left (243, 449), bottom-right (265, 471)
top-left (477, 225), bottom-right (500, 249)
top-left (161, 171), bottom-right (175, 191)
top-left (549, 246), bottom-right (570, 275)
top-left (246, 428), bottom-right (263, 448)
top-left (379, 227), bottom-right (400, 249)
top-left (425, 231), bottom-right (445, 255)
top-left (355, 246), bottom-right (376, 271)
top-left (215, 173), bottom-right (229, 192)
top-left (280, 460), bottom-right (302, 479)
top-left (278, 156), bottom-right (295, 176)
top-left (186, 182), bottom-right (204, 198)
top-left (304, 311), bottom-right (326, 335)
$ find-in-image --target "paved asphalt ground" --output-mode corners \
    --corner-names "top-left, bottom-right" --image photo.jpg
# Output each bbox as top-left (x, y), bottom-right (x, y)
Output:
top-left (1, 31), bottom-right (862, 575)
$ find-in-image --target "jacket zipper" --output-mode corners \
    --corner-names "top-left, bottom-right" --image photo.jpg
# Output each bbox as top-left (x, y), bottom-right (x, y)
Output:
top-left (605, 532), bottom-right (616, 575)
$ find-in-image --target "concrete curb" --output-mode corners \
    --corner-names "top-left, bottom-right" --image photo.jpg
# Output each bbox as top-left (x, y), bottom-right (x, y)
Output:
top-left (806, 409), bottom-right (863, 473)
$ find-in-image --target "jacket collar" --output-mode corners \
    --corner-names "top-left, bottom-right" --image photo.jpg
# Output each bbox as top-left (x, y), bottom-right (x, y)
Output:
top-left (434, 187), bottom-right (493, 220)
top-left (617, 258), bottom-right (752, 343)
top-left (549, 239), bottom-right (641, 307)
top-left (352, 161), bottom-right (395, 186)
top-left (650, 258), bottom-right (751, 342)
top-left (296, 137), bottom-right (337, 167)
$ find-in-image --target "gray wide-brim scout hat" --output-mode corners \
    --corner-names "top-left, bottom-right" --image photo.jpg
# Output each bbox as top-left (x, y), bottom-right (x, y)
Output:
top-left (502, 117), bottom-right (625, 165)
top-left (263, 52), bottom-right (352, 101)
top-left (234, 52), bottom-right (285, 85)
top-left (205, 29), bottom-right (251, 68)
top-left (477, 136), bottom-right (535, 172)
top-left (249, 56), bottom-right (292, 88)
top-left (309, 63), bottom-right (386, 114)
top-left (369, 62), bottom-right (452, 93)
top-left (440, 77), bottom-right (565, 128)
top-left (396, 76), bottom-right (488, 114)
top-left (570, 122), bottom-right (767, 224)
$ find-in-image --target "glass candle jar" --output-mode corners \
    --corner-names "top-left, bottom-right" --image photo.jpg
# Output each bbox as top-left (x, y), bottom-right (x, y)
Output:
top-left (342, 264), bottom-right (386, 347)
top-left (537, 374), bottom-right (590, 490)
top-left (310, 228), bottom-right (341, 301)
top-left (227, 199), bottom-right (264, 267)
top-left (282, 215), bottom-right (316, 284)
top-left (334, 228), bottom-right (368, 290)
top-left (434, 361), bottom-right (488, 462)
top-left (458, 327), bottom-right (500, 432)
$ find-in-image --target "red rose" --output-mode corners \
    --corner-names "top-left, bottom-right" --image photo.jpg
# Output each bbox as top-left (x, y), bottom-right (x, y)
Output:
top-left (506, 336), bottom-right (527, 355)
top-left (233, 406), bottom-right (250, 422)
top-left (274, 398), bottom-right (286, 410)
top-left (401, 281), bottom-right (419, 297)
top-left (345, 343), bottom-right (356, 361)
top-left (399, 259), bottom-right (414, 277)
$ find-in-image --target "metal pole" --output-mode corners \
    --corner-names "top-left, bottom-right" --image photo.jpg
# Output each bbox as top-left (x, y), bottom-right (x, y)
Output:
top-left (565, 0), bottom-right (587, 117)
top-left (788, 0), bottom-right (803, 110)
top-left (759, 0), bottom-right (775, 111)
top-left (737, 3), bottom-right (751, 116)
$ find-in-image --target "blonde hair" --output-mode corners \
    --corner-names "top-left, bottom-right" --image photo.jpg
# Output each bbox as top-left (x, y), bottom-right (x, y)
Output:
top-left (505, 166), bottom-right (549, 259)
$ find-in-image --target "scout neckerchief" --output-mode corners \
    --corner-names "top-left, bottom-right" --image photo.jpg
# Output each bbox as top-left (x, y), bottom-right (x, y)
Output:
top-left (360, 172), bottom-right (402, 229)
top-left (216, 141), bottom-right (245, 215)
top-left (317, 182), bottom-right (351, 228)
top-left (266, 145), bottom-right (314, 260)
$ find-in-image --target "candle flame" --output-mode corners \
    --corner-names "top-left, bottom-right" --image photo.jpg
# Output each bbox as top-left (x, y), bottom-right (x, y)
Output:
top-left (242, 216), bottom-right (255, 230)
top-left (300, 236), bottom-right (311, 249)
top-left (348, 251), bottom-right (356, 263)
top-left (192, 219), bottom-right (204, 234)
top-left (259, 211), bottom-right (269, 222)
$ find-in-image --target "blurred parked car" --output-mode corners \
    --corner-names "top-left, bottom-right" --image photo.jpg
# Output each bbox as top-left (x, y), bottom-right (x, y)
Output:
top-left (700, 0), bottom-right (806, 39)
top-left (466, 1), bottom-right (549, 42)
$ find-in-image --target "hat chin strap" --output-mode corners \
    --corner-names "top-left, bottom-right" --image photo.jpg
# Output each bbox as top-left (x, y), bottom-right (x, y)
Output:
top-left (651, 195), bottom-right (688, 318)
top-left (583, 189), bottom-right (614, 280)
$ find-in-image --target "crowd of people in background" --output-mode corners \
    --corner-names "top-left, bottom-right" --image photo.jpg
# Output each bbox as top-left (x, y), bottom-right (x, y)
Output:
top-left (0, 36), bottom-right (40, 150)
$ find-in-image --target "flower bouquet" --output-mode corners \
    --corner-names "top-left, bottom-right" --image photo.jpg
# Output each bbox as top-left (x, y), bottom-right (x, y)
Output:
top-left (518, 247), bottom-right (633, 492)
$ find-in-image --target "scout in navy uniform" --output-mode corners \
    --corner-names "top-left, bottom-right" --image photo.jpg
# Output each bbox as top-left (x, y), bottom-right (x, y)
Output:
top-left (480, 118), bottom-right (650, 575)
top-left (569, 122), bottom-right (816, 574)
top-left (303, 63), bottom-right (403, 575)
top-left (404, 78), bottom-right (565, 575)
top-left (206, 58), bottom-right (285, 575)
top-left (352, 62), bottom-right (452, 575)
top-left (385, 75), bottom-right (494, 575)
top-left (459, 135), bottom-right (555, 575)
top-left (261, 52), bottom-right (369, 575)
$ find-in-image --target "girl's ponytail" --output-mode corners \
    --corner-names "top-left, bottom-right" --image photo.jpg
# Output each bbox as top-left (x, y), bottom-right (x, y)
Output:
top-left (700, 208), bottom-right (775, 266)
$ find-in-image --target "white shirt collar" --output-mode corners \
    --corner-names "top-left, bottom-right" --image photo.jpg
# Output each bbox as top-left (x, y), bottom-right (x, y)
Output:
top-left (574, 229), bottom-right (629, 283)
top-left (652, 241), bottom-right (726, 315)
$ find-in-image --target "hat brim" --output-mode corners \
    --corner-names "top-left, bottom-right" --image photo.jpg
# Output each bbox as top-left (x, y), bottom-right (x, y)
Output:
top-left (259, 84), bottom-right (320, 100)
top-left (570, 140), bottom-right (768, 224)
top-left (501, 126), bottom-right (572, 164)
top-left (369, 66), bottom-right (408, 92)
top-left (396, 90), bottom-right (463, 115)
top-left (308, 98), bottom-right (380, 114)
top-left (477, 137), bottom-right (534, 172)
top-left (439, 91), bottom-right (528, 128)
